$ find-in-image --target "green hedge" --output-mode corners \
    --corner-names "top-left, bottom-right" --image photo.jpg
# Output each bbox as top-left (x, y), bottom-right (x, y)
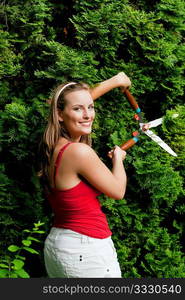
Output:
top-left (0, 0), bottom-right (185, 277)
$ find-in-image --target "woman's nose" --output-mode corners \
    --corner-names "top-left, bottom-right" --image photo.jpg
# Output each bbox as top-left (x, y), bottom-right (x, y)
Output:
top-left (83, 109), bottom-right (90, 119)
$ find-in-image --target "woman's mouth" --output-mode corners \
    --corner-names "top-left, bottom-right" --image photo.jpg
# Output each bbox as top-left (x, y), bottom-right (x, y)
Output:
top-left (79, 121), bottom-right (92, 127)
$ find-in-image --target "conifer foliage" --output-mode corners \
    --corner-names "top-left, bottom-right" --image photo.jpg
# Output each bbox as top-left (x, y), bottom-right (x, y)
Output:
top-left (0, 0), bottom-right (185, 277)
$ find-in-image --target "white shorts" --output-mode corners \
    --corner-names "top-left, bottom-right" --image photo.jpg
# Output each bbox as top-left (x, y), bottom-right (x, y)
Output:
top-left (44, 227), bottom-right (122, 278)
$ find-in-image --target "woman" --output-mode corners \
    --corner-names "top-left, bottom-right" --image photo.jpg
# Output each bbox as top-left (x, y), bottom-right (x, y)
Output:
top-left (40, 72), bottom-right (131, 278)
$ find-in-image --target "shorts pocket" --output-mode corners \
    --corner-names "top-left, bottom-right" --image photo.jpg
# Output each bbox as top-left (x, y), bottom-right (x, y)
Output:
top-left (54, 248), bottom-right (83, 278)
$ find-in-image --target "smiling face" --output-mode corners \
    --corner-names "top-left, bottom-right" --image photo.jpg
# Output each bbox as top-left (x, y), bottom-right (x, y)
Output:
top-left (58, 89), bottom-right (95, 142)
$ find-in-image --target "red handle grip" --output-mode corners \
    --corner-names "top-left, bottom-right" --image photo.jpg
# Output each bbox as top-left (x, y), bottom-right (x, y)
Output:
top-left (120, 137), bottom-right (138, 151)
top-left (124, 89), bottom-right (140, 111)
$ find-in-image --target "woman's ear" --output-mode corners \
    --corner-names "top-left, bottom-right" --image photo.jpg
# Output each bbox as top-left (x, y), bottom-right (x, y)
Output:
top-left (57, 109), bottom-right (63, 122)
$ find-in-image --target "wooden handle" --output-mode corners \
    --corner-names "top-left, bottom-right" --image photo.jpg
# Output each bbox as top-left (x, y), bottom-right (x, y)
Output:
top-left (120, 137), bottom-right (138, 150)
top-left (124, 89), bottom-right (140, 112)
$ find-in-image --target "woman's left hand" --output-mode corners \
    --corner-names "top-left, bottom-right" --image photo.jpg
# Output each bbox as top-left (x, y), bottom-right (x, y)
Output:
top-left (114, 72), bottom-right (131, 91)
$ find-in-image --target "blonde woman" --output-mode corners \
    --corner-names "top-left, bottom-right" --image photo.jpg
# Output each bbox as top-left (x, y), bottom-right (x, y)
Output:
top-left (39, 72), bottom-right (131, 277)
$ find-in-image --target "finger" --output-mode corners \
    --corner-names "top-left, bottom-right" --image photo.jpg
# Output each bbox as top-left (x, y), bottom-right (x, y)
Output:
top-left (120, 86), bottom-right (126, 92)
top-left (108, 149), bottom-right (114, 158)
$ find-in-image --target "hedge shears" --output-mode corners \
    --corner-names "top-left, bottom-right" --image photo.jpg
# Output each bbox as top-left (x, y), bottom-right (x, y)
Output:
top-left (120, 89), bottom-right (177, 157)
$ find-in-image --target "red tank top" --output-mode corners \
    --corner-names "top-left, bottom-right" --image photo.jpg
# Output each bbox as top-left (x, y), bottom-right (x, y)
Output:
top-left (47, 142), bottom-right (112, 239)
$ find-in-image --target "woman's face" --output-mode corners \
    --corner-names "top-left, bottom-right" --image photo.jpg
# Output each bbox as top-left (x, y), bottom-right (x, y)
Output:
top-left (58, 89), bottom-right (95, 141)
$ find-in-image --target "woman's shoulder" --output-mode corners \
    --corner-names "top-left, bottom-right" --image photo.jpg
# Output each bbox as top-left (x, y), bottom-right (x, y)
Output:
top-left (55, 141), bottom-right (97, 175)
top-left (66, 142), bottom-right (94, 158)
top-left (54, 139), bottom-right (95, 161)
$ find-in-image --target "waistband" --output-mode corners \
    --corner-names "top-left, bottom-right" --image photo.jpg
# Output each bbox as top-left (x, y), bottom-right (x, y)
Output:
top-left (47, 227), bottom-right (111, 245)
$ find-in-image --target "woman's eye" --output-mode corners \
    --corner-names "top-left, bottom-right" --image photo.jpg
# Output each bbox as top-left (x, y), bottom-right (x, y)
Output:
top-left (73, 106), bottom-right (94, 111)
top-left (73, 107), bottom-right (81, 111)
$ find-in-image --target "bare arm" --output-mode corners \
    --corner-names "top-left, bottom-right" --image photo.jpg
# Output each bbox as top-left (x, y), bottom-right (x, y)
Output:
top-left (89, 72), bottom-right (131, 100)
top-left (69, 143), bottom-right (127, 200)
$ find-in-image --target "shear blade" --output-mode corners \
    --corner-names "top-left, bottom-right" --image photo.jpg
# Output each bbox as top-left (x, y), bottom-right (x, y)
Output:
top-left (144, 130), bottom-right (177, 157)
top-left (148, 117), bottom-right (163, 128)
top-left (140, 117), bottom-right (163, 129)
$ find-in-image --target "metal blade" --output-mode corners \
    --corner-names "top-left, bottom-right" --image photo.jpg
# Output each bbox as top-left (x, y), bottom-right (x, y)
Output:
top-left (144, 130), bottom-right (177, 157)
top-left (148, 117), bottom-right (163, 128)
top-left (140, 117), bottom-right (163, 129)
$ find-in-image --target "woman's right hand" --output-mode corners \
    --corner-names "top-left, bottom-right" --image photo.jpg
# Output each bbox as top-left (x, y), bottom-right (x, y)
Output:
top-left (108, 145), bottom-right (126, 162)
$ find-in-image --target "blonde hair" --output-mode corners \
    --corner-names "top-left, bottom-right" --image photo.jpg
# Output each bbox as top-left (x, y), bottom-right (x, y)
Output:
top-left (38, 82), bottom-right (92, 191)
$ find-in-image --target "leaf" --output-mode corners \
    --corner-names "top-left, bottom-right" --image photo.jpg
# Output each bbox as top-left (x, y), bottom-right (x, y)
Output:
top-left (9, 273), bottom-right (18, 278)
top-left (23, 247), bottom-right (39, 254)
top-left (16, 269), bottom-right (30, 278)
top-left (0, 263), bottom-right (9, 268)
top-left (23, 229), bottom-right (31, 233)
top-left (165, 248), bottom-right (172, 258)
top-left (34, 221), bottom-right (45, 227)
top-left (22, 239), bottom-right (32, 246)
top-left (19, 17), bottom-right (27, 24)
top-left (12, 259), bottom-right (24, 270)
top-left (15, 255), bottom-right (26, 261)
top-left (27, 237), bottom-right (40, 243)
top-left (32, 230), bottom-right (45, 234)
top-left (8, 245), bottom-right (20, 252)
top-left (0, 269), bottom-right (9, 278)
